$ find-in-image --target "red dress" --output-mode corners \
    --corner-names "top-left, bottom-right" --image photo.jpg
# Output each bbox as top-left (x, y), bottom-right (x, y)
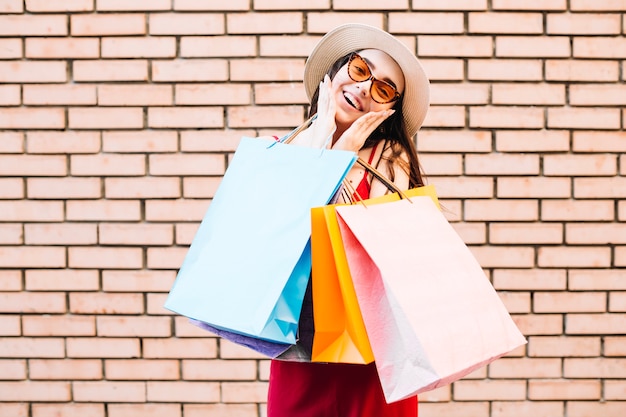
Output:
top-left (267, 143), bottom-right (418, 417)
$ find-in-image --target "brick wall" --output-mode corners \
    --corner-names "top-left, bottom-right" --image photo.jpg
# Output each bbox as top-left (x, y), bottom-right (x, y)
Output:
top-left (0, 1), bottom-right (625, 416)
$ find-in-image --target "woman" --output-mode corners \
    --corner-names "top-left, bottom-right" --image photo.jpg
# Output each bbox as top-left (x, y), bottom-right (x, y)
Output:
top-left (267, 24), bottom-right (431, 417)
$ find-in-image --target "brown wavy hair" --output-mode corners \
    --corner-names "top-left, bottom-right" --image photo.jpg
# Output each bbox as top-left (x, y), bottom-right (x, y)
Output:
top-left (307, 52), bottom-right (425, 188)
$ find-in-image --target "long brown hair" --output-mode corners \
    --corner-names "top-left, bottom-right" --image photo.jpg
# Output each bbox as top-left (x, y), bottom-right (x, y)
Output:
top-left (307, 52), bottom-right (425, 188)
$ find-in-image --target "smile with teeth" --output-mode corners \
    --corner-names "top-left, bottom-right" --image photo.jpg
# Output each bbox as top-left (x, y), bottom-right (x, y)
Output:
top-left (343, 92), bottom-right (363, 111)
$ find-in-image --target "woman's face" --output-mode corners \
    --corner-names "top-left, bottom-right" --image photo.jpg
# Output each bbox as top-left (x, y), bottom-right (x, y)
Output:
top-left (330, 49), bottom-right (405, 127)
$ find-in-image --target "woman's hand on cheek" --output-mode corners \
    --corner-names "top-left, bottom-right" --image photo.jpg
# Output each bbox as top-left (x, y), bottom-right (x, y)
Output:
top-left (332, 109), bottom-right (395, 152)
top-left (310, 75), bottom-right (337, 148)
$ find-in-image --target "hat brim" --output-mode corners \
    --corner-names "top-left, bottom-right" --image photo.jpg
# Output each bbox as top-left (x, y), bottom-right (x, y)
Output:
top-left (304, 23), bottom-right (430, 138)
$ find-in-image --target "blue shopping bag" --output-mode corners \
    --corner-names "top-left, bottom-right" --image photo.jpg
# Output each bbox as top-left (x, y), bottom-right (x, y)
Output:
top-left (165, 136), bottom-right (356, 344)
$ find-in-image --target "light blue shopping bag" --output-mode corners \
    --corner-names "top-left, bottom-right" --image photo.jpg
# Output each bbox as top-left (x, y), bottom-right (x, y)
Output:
top-left (165, 136), bottom-right (356, 344)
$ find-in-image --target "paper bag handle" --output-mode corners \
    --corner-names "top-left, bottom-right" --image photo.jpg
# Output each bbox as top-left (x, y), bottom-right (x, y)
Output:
top-left (355, 157), bottom-right (411, 201)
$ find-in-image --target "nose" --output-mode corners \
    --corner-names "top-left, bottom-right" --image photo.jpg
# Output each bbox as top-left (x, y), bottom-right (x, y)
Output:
top-left (358, 79), bottom-right (373, 98)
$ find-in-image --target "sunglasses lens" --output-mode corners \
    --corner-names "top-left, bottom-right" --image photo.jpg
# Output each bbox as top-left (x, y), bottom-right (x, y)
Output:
top-left (371, 82), bottom-right (397, 103)
top-left (348, 53), bottom-right (399, 104)
top-left (348, 55), bottom-right (370, 81)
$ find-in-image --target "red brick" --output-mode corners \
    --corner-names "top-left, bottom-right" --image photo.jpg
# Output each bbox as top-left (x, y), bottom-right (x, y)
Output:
top-left (541, 199), bottom-right (614, 221)
top-left (538, 246), bottom-right (611, 268)
top-left (419, 154), bottom-right (463, 175)
top-left (30, 359), bottom-right (102, 380)
top-left (571, 84), bottom-right (626, 106)
top-left (69, 247), bottom-right (142, 269)
top-left (0, 0), bottom-right (23, 12)
top-left (0, 108), bottom-right (65, 129)
top-left (69, 107), bottom-right (144, 129)
top-left (175, 223), bottom-right (200, 244)
top-left (105, 359), bottom-right (179, 380)
top-left (66, 200), bottom-right (141, 221)
top-left (0, 154), bottom-right (67, 176)
top-left (465, 199), bottom-right (538, 221)
top-left (545, 154), bottom-right (617, 176)
top-left (0, 38), bottom-right (21, 58)
top-left (102, 36), bottom-right (176, 58)
top-left (74, 60), bottom-right (149, 81)
top-left (489, 223), bottom-right (563, 245)
top-left (175, 0), bottom-right (249, 10)
top-left (467, 59), bottom-right (543, 82)
top-left (219, 338), bottom-right (268, 360)
top-left (152, 59), bottom-right (228, 81)
top-left (146, 293), bottom-right (169, 315)
top-left (470, 107), bottom-right (544, 129)
top-left (221, 381), bottom-right (269, 403)
top-left (143, 338), bottom-right (218, 359)
top-left (97, 0), bottom-right (171, 11)
top-left (24, 223), bottom-right (97, 245)
top-left (32, 404), bottom-right (104, 417)
top-left (571, 0), bottom-right (626, 10)
top-left (183, 404), bottom-right (257, 417)
top-left (0, 381), bottom-right (71, 402)
top-left (605, 336), bottom-right (626, 356)
top-left (466, 154), bottom-right (539, 175)
top-left (0, 61), bottom-right (67, 83)
top-left (528, 336), bottom-right (601, 357)
top-left (108, 404), bottom-right (181, 417)
top-left (548, 13), bottom-right (621, 35)
top-left (469, 12), bottom-right (543, 34)
top-left (566, 313), bottom-right (626, 335)
top-left (97, 316), bottom-right (171, 337)
top-left (497, 177), bottom-right (571, 199)
top-left (0, 337), bottom-right (65, 358)
top-left (228, 106), bottom-right (302, 128)
top-left (419, 58), bottom-right (465, 81)
top-left (181, 35), bottom-right (256, 57)
top-left (489, 357), bottom-right (561, 378)
top-left (254, 83), bottom-right (308, 105)
top-left (496, 36), bottom-right (569, 57)
top-left (605, 380), bottom-right (626, 399)
top-left (231, 59), bottom-right (304, 82)
top-left (25, 269), bottom-right (98, 291)
top-left (567, 223), bottom-right (626, 244)
top-left (259, 35), bottom-right (326, 57)
top-left (469, 246), bottom-right (535, 268)
top-left (73, 381), bottom-right (146, 402)
top-left (574, 177), bottom-right (626, 198)
top-left (492, 0), bottom-right (566, 10)
top-left (102, 131), bottom-right (178, 153)
top-left (498, 292), bottom-right (531, 313)
top-left (427, 177), bottom-right (493, 199)
top-left (26, 0), bottom-right (93, 12)
top-left (150, 13), bottom-right (224, 35)
top-left (0, 315), bottom-right (21, 336)
top-left (0, 131), bottom-right (23, 153)
top-left (23, 315), bottom-right (95, 336)
top-left (105, 177), bottom-right (180, 199)
top-left (609, 292), bottom-right (626, 312)
top-left (148, 107), bottom-right (224, 129)
top-left (25, 38), bottom-right (99, 59)
top-left (98, 84), bottom-right (173, 106)
top-left (66, 337), bottom-right (140, 358)
top-left (565, 358), bottom-right (626, 378)
top-left (227, 12), bottom-right (302, 34)
top-left (147, 247), bottom-right (187, 269)
top-left (0, 269), bottom-right (21, 289)
top-left (0, 84), bottom-right (20, 105)
top-left (70, 292), bottom-right (144, 314)
top-left (413, 0), bottom-right (487, 10)
top-left (513, 314), bottom-right (563, 335)
top-left (0, 179), bottom-right (23, 199)
top-left (71, 13), bottom-right (146, 36)
top-left (567, 401), bottom-right (626, 417)
top-left (176, 84), bottom-right (251, 105)
top-left (389, 12), bottom-right (464, 34)
top-left (0, 359), bottom-right (26, 379)
top-left (180, 130), bottom-right (254, 152)
top-left (430, 83), bottom-right (489, 105)
top-left (181, 359), bottom-right (255, 381)
top-left (99, 223), bottom-right (173, 245)
top-left (493, 269), bottom-right (566, 291)
top-left (528, 379), bottom-right (600, 400)
top-left (497, 130), bottom-right (569, 153)
top-left (27, 131), bottom-right (100, 154)
top-left (546, 59), bottom-right (619, 82)
top-left (492, 83), bottom-right (565, 105)
top-left (534, 292), bottom-right (607, 313)
top-left (102, 270), bottom-right (175, 292)
top-left (453, 380), bottom-right (526, 401)
top-left (27, 178), bottom-right (102, 200)
top-left (419, 402), bottom-right (489, 417)
top-left (492, 401), bottom-right (564, 417)
top-left (574, 37), bottom-right (626, 58)
top-left (0, 291), bottom-right (66, 313)
top-left (0, 15), bottom-right (67, 36)
top-left (569, 270), bottom-right (626, 291)
top-left (0, 201), bottom-right (64, 222)
top-left (422, 106), bottom-right (466, 128)
top-left (573, 131), bottom-right (626, 152)
top-left (0, 246), bottom-right (66, 268)
top-left (146, 381), bottom-right (220, 402)
top-left (71, 154), bottom-right (146, 176)
top-left (418, 35), bottom-right (492, 57)
top-left (417, 130), bottom-right (491, 153)
top-left (23, 84), bottom-right (96, 106)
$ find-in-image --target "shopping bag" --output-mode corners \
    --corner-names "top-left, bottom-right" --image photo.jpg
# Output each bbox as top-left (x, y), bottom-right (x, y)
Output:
top-left (335, 196), bottom-right (527, 403)
top-left (164, 136), bottom-right (357, 344)
top-left (310, 185), bottom-right (439, 364)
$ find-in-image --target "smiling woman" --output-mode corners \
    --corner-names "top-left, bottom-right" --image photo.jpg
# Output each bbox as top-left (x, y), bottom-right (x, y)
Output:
top-left (265, 23), bottom-right (431, 417)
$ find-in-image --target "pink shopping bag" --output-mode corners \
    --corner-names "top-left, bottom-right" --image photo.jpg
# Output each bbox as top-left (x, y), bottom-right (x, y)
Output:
top-left (335, 196), bottom-right (526, 403)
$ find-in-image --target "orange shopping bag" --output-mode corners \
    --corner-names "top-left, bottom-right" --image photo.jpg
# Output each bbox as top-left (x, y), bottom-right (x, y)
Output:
top-left (310, 161), bottom-right (439, 364)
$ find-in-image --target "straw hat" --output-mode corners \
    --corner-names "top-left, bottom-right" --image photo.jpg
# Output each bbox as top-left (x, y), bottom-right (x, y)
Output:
top-left (304, 23), bottom-right (430, 138)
